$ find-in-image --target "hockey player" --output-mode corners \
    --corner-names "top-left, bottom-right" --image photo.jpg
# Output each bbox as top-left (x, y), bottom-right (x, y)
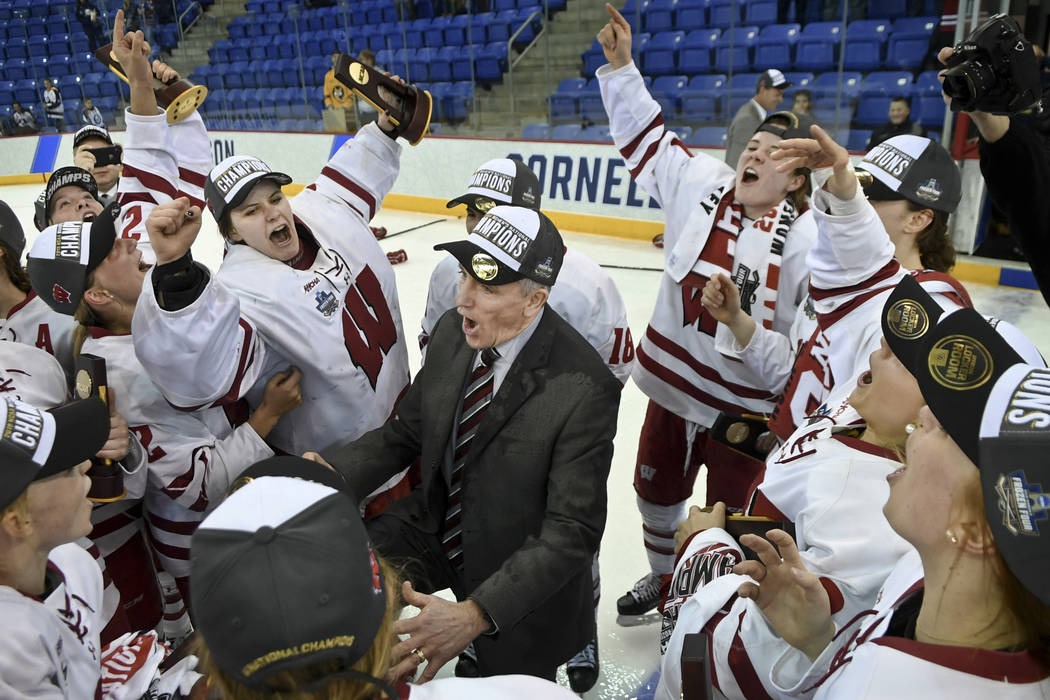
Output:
top-left (742, 312), bottom-right (1050, 699)
top-left (42, 166), bottom-right (110, 227)
top-left (424, 158), bottom-right (632, 691)
top-left (596, 3), bottom-right (817, 617)
top-left (0, 200), bottom-right (74, 375)
top-left (0, 395), bottom-right (203, 697)
top-left (113, 9), bottom-right (411, 459)
top-left (655, 278), bottom-right (1046, 700)
top-left (702, 127), bottom-right (971, 446)
top-left (27, 210), bottom-right (304, 631)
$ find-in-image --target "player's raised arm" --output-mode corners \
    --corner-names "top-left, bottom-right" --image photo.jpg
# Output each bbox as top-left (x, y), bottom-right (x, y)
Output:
top-left (598, 3), bottom-right (633, 69)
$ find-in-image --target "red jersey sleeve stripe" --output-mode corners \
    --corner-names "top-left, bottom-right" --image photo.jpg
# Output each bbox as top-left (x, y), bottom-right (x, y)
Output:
top-left (320, 165), bottom-right (377, 219)
top-left (121, 163), bottom-right (179, 200)
top-left (620, 113), bottom-right (664, 160)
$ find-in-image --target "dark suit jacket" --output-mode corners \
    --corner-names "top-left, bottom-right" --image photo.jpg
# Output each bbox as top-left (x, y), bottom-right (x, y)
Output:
top-left (326, 306), bottom-right (622, 673)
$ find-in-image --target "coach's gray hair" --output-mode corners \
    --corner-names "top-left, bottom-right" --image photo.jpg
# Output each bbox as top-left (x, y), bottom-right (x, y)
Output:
top-left (519, 278), bottom-right (550, 298)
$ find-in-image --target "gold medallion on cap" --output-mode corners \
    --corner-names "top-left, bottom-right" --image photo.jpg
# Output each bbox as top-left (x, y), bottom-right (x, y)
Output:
top-left (927, 334), bottom-right (993, 390)
top-left (475, 197), bottom-right (496, 212)
top-left (886, 300), bottom-right (929, 340)
top-left (471, 253), bottom-right (499, 281)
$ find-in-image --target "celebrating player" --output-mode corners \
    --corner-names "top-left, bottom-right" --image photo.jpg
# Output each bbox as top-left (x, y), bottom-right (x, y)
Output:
top-left (739, 310), bottom-right (1050, 698)
top-left (655, 277), bottom-right (1046, 700)
top-left (596, 2), bottom-right (817, 617)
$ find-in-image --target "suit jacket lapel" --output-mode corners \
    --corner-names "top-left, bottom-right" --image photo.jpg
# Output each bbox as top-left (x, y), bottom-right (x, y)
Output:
top-left (422, 320), bottom-right (475, 493)
top-left (468, 310), bottom-right (556, 460)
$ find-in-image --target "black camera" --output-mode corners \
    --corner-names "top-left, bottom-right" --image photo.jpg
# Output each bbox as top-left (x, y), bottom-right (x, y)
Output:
top-left (943, 14), bottom-right (1041, 115)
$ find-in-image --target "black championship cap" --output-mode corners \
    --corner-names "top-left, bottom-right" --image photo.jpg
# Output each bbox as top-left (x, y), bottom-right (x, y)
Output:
top-left (445, 158), bottom-right (542, 213)
top-left (26, 211), bottom-right (117, 316)
top-left (0, 200), bottom-right (26, 260)
top-left (227, 454), bottom-right (354, 499)
top-left (434, 205), bottom-right (564, 286)
top-left (756, 68), bottom-right (791, 90)
top-left (205, 155), bottom-right (292, 221)
top-left (72, 124), bottom-right (113, 150)
top-left (977, 364), bottom-right (1050, 608)
top-left (0, 395), bottom-right (109, 509)
top-left (33, 190), bottom-right (47, 232)
top-left (754, 110), bottom-right (810, 140)
top-left (857, 134), bottom-right (961, 213)
top-left (44, 166), bottom-right (100, 225)
top-left (190, 466), bottom-right (388, 692)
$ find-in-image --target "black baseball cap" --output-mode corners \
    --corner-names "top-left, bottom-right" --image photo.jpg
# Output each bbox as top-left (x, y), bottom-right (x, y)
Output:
top-left (0, 395), bottom-right (109, 509)
top-left (0, 200), bottom-right (26, 260)
top-left (857, 135), bottom-right (961, 213)
top-left (756, 69), bottom-right (791, 90)
top-left (977, 363), bottom-right (1050, 608)
top-left (435, 205), bottom-right (563, 286)
top-left (44, 166), bottom-right (100, 224)
top-left (33, 190), bottom-right (47, 232)
top-left (72, 124), bottom-right (113, 150)
top-left (26, 211), bottom-right (117, 316)
top-left (205, 155), bottom-right (293, 221)
top-left (446, 158), bottom-right (542, 213)
top-left (190, 461), bottom-right (388, 692)
top-left (754, 110), bottom-right (809, 140)
top-left (227, 454), bottom-right (354, 499)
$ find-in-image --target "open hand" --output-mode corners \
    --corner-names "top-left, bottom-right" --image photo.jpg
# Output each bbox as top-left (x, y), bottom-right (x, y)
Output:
top-left (597, 3), bottom-right (633, 70)
top-left (390, 581), bottom-right (489, 683)
top-left (145, 197), bottom-right (202, 265)
top-left (773, 124), bottom-right (854, 199)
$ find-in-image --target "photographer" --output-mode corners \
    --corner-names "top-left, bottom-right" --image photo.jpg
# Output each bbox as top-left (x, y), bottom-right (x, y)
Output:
top-left (937, 18), bottom-right (1050, 308)
top-left (73, 125), bottom-right (122, 207)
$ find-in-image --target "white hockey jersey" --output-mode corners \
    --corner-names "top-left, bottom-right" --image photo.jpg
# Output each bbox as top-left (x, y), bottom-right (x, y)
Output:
top-left (82, 329), bottom-right (274, 584)
top-left (117, 110), bottom-right (212, 264)
top-left (0, 543), bottom-right (105, 698)
top-left (130, 118), bottom-right (411, 455)
top-left (656, 396), bottom-right (913, 700)
top-left (420, 250), bottom-right (635, 383)
top-left (597, 61), bottom-right (816, 427)
top-left (0, 291), bottom-right (75, 377)
top-left (770, 550), bottom-right (1050, 699)
top-left (402, 675), bottom-right (579, 699)
top-left (0, 339), bottom-right (68, 406)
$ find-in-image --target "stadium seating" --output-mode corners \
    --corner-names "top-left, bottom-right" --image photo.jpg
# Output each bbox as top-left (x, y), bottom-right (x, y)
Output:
top-left (753, 24), bottom-right (800, 72)
top-left (678, 28), bottom-right (720, 75)
top-left (692, 126), bottom-right (726, 147)
top-left (681, 73), bottom-right (726, 123)
top-left (641, 30), bottom-right (685, 76)
top-left (713, 26), bottom-right (758, 74)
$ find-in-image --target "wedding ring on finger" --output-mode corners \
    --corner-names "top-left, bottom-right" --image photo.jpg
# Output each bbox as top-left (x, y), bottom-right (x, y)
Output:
top-left (412, 648), bottom-right (426, 664)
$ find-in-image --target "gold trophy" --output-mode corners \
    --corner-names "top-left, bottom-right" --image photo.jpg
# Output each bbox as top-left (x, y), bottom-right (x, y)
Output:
top-left (75, 353), bottom-right (126, 503)
top-left (334, 53), bottom-right (432, 145)
top-left (95, 43), bottom-right (207, 124)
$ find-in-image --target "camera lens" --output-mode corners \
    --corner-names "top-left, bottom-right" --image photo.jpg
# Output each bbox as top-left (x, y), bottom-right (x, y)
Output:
top-left (942, 59), bottom-right (998, 111)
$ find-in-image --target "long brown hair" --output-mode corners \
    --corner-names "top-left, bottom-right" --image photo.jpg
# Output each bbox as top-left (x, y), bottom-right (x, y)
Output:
top-left (908, 202), bottom-right (955, 273)
top-left (71, 271), bottom-right (102, 357)
top-left (1, 242), bottom-right (31, 293)
top-left (194, 558), bottom-right (402, 700)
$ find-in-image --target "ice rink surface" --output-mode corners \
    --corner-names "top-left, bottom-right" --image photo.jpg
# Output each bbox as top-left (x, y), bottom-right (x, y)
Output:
top-left (4, 181), bottom-right (1049, 698)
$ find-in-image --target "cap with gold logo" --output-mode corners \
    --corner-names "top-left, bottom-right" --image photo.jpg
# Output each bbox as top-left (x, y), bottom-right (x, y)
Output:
top-left (446, 158), bottom-right (542, 214)
top-left (434, 205), bottom-right (564, 286)
top-left (881, 275), bottom-right (944, 371)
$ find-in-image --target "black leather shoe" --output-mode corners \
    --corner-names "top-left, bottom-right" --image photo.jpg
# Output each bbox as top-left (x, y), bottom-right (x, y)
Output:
top-left (566, 637), bottom-right (599, 693)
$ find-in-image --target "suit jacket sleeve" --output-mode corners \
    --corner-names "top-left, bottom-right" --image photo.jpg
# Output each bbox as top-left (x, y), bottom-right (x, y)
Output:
top-left (470, 371), bottom-right (621, 631)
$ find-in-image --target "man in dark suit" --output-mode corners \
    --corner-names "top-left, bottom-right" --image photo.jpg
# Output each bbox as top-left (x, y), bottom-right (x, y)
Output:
top-left (725, 69), bottom-right (791, 165)
top-left (320, 205), bottom-right (621, 682)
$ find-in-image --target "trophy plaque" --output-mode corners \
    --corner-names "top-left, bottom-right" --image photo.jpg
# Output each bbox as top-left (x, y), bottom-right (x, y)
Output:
top-left (334, 53), bottom-right (432, 145)
top-left (709, 411), bottom-right (776, 461)
top-left (95, 43), bottom-right (207, 124)
top-left (75, 353), bottom-right (126, 503)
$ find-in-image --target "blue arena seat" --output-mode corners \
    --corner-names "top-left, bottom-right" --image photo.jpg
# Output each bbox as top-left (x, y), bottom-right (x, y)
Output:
top-left (579, 124), bottom-right (612, 141)
top-left (860, 70), bottom-right (913, 96)
top-left (578, 78), bottom-right (607, 123)
top-left (667, 124), bottom-right (692, 142)
top-left (678, 27), bottom-right (718, 75)
top-left (643, 0), bottom-right (676, 33)
top-left (551, 123), bottom-right (582, 140)
top-left (550, 77), bottom-right (585, 122)
top-left (674, 0), bottom-right (707, 30)
top-left (753, 23), bottom-right (799, 70)
top-left (886, 31), bottom-right (931, 70)
top-left (652, 74), bottom-right (688, 115)
top-left (642, 30), bottom-right (685, 76)
top-left (692, 125), bottom-right (726, 146)
top-left (522, 122), bottom-right (550, 139)
top-left (707, 0), bottom-right (739, 28)
top-left (713, 25), bottom-right (758, 73)
top-left (745, 0), bottom-right (776, 25)
top-left (681, 73), bottom-right (726, 122)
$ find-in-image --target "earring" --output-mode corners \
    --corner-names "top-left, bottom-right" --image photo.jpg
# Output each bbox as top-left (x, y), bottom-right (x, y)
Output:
top-left (905, 423), bottom-right (916, 434)
top-left (946, 529), bottom-right (958, 544)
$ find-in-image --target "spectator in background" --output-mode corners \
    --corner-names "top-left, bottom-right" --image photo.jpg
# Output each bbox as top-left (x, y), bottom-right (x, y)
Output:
top-left (80, 97), bottom-right (106, 127)
top-left (323, 50), bottom-right (354, 131)
top-left (10, 102), bottom-right (39, 135)
top-left (725, 69), bottom-right (791, 165)
top-left (76, 0), bottom-right (107, 49)
top-left (790, 88), bottom-right (818, 133)
top-left (867, 96), bottom-right (924, 149)
top-left (72, 125), bottom-right (121, 207)
top-left (42, 79), bottom-right (64, 132)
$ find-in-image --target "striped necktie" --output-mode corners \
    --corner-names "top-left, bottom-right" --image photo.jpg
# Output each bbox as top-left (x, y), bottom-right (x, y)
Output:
top-left (443, 347), bottom-right (499, 571)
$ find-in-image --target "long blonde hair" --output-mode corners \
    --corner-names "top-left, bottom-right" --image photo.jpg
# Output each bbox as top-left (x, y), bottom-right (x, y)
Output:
top-left (194, 558), bottom-right (402, 700)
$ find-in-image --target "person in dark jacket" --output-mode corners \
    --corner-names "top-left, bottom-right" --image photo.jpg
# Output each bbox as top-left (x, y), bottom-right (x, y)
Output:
top-left (866, 96), bottom-right (924, 149)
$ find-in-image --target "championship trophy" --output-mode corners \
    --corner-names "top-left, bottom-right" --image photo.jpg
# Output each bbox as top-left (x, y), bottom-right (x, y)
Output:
top-left (333, 54), bottom-right (432, 145)
top-left (75, 353), bottom-right (126, 503)
top-left (94, 43), bottom-right (207, 124)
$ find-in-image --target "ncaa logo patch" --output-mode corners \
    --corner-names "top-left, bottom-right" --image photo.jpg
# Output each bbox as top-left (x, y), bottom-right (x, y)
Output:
top-left (315, 290), bottom-right (339, 318)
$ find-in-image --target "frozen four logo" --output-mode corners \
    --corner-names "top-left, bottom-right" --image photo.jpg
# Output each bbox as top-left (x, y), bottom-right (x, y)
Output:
top-left (915, 178), bottom-right (943, 203)
top-left (996, 470), bottom-right (1050, 537)
top-left (472, 213), bottom-right (531, 262)
top-left (213, 159), bottom-right (269, 196)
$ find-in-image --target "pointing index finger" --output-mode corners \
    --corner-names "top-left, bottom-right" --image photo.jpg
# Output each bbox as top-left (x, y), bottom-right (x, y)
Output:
top-left (605, 2), bottom-right (628, 27)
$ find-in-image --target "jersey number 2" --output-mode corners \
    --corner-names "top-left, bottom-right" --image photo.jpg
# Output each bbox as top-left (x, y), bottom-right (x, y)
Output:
top-left (342, 265), bottom-right (397, 390)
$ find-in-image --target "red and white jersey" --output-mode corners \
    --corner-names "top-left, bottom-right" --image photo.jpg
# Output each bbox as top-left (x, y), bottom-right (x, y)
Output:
top-left (0, 543), bottom-right (105, 698)
top-left (766, 184), bottom-right (972, 441)
top-left (0, 291), bottom-right (75, 377)
top-left (132, 122), bottom-right (410, 455)
top-left (597, 61), bottom-right (815, 427)
top-left (657, 397), bottom-right (913, 700)
top-left (402, 675), bottom-right (579, 699)
top-left (0, 340), bottom-right (69, 407)
top-left (118, 110), bottom-right (211, 264)
top-left (420, 250), bottom-right (635, 383)
top-left (82, 330), bottom-right (274, 584)
top-left (770, 550), bottom-right (1050, 699)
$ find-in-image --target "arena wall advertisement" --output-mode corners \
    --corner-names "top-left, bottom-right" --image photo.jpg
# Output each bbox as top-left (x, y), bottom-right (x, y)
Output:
top-left (0, 129), bottom-right (991, 251)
